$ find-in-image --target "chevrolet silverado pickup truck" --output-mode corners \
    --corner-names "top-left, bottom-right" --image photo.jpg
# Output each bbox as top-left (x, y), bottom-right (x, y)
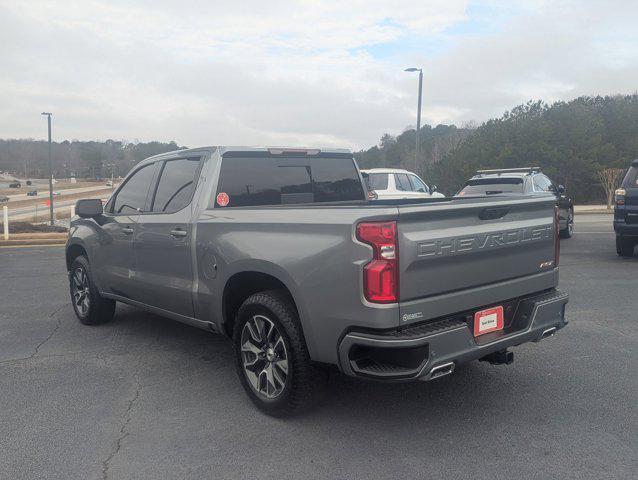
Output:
top-left (67, 147), bottom-right (569, 416)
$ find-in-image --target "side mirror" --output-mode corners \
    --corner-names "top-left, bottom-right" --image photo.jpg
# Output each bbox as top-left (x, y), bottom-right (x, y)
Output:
top-left (430, 185), bottom-right (438, 193)
top-left (557, 185), bottom-right (565, 194)
top-left (75, 199), bottom-right (103, 218)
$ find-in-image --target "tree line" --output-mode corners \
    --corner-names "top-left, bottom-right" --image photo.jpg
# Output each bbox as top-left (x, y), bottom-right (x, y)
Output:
top-left (2, 94), bottom-right (636, 202)
top-left (0, 139), bottom-right (183, 180)
top-left (356, 94), bottom-right (638, 203)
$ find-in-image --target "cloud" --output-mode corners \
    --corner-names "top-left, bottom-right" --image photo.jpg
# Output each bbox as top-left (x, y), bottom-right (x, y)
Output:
top-left (0, 0), bottom-right (636, 150)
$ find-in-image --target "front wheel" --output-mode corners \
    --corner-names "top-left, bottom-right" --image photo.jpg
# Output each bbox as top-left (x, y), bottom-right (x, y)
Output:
top-left (233, 290), bottom-right (327, 417)
top-left (560, 208), bottom-right (574, 239)
top-left (616, 236), bottom-right (636, 257)
top-left (69, 255), bottom-right (116, 325)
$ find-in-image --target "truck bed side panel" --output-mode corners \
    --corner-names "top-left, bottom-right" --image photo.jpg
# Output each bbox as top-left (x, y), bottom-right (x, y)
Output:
top-left (194, 206), bottom-right (401, 364)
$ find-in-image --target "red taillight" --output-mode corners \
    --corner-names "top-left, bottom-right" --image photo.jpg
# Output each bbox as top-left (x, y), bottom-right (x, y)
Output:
top-left (356, 221), bottom-right (399, 303)
top-left (554, 206), bottom-right (560, 266)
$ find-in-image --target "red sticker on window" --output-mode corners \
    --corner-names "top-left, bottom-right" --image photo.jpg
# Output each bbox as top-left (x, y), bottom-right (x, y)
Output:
top-left (216, 192), bottom-right (229, 207)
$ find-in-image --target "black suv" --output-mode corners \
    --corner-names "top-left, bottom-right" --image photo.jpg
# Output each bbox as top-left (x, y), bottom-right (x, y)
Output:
top-left (614, 159), bottom-right (638, 257)
top-left (457, 167), bottom-right (574, 238)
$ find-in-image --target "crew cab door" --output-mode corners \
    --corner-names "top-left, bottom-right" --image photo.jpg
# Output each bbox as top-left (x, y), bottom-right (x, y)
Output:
top-left (96, 162), bottom-right (158, 297)
top-left (133, 156), bottom-right (203, 317)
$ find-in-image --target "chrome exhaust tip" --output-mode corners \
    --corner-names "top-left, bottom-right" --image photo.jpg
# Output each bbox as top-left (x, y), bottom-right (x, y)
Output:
top-left (541, 327), bottom-right (557, 340)
top-left (425, 361), bottom-right (455, 381)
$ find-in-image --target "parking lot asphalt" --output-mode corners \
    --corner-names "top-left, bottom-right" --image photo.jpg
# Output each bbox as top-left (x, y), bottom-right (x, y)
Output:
top-left (1, 214), bottom-right (636, 480)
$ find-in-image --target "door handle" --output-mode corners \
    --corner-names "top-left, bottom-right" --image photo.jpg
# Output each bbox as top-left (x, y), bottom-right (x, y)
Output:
top-left (170, 228), bottom-right (188, 238)
top-left (122, 227), bottom-right (134, 235)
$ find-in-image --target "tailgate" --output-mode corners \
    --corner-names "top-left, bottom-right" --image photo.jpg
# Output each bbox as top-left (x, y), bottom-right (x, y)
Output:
top-left (398, 196), bottom-right (557, 301)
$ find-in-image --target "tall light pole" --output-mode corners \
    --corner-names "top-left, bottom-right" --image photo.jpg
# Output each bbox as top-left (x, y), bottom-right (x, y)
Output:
top-left (41, 112), bottom-right (54, 225)
top-left (404, 67), bottom-right (423, 174)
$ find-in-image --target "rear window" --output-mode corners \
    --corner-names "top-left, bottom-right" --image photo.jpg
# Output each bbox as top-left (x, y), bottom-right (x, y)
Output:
top-left (215, 155), bottom-right (365, 207)
top-left (457, 178), bottom-right (524, 196)
top-left (622, 166), bottom-right (638, 188)
top-left (365, 173), bottom-right (389, 190)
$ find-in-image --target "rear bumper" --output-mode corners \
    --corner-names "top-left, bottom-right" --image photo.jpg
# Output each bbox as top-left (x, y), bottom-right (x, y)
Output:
top-left (338, 289), bottom-right (568, 381)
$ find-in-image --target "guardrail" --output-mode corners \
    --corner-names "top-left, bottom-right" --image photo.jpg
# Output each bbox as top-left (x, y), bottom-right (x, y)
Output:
top-left (3, 206), bottom-right (7, 241)
top-left (1, 204), bottom-right (75, 240)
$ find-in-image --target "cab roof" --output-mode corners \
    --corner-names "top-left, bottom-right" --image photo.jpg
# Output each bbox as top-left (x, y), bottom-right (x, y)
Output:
top-left (145, 146), bottom-right (351, 161)
top-left (360, 168), bottom-right (414, 175)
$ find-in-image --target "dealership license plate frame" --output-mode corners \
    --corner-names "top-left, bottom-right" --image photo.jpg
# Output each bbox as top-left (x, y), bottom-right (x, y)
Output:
top-left (473, 305), bottom-right (504, 337)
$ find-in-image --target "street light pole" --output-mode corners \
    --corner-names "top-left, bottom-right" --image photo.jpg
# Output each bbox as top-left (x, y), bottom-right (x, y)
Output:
top-left (41, 112), bottom-right (54, 225)
top-left (404, 68), bottom-right (423, 174)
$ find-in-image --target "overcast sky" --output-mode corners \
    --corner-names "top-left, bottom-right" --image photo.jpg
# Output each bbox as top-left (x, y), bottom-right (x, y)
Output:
top-left (1, 0), bottom-right (636, 149)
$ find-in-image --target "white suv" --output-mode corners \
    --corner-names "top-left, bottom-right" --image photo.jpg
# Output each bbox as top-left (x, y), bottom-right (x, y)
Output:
top-left (361, 168), bottom-right (444, 200)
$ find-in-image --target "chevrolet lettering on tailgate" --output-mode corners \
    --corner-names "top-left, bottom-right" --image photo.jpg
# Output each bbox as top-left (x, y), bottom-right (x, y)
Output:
top-left (417, 225), bottom-right (552, 257)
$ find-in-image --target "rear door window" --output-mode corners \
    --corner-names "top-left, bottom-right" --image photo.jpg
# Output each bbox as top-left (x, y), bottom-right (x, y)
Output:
top-left (150, 157), bottom-right (201, 213)
top-left (111, 163), bottom-right (157, 214)
top-left (394, 173), bottom-right (412, 191)
top-left (366, 173), bottom-right (389, 190)
top-left (215, 155), bottom-right (365, 207)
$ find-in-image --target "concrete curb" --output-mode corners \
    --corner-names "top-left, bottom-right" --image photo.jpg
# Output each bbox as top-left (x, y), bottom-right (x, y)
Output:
top-left (0, 239), bottom-right (67, 246)
top-left (7, 232), bottom-right (67, 239)
top-left (0, 232), bottom-right (67, 247)
top-left (573, 205), bottom-right (614, 215)
top-left (574, 210), bottom-right (613, 215)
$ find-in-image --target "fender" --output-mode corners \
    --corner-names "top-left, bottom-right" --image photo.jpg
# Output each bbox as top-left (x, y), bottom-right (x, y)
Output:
top-left (214, 259), bottom-right (317, 358)
top-left (66, 220), bottom-right (104, 289)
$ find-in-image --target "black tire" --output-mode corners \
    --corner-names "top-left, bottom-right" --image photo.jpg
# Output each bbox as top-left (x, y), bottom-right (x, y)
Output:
top-left (69, 255), bottom-right (116, 325)
top-left (560, 208), bottom-right (574, 239)
top-left (616, 236), bottom-right (636, 257)
top-left (233, 290), bottom-right (327, 417)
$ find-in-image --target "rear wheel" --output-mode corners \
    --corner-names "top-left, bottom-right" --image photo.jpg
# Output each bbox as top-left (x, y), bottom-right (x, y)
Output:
top-left (69, 255), bottom-right (116, 325)
top-left (616, 236), bottom-right (636, 257)
top-left (560, 208), bottom-right (574, 239)
top-left (233, 290), bottom-right (327, 417)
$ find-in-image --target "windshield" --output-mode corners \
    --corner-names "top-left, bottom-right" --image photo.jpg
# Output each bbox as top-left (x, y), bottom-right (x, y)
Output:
top-left (457, 178), bottom-right (524, 196)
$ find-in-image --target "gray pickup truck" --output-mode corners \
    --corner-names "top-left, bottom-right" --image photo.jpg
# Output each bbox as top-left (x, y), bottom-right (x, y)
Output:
top-left (67, 147), bottom-right (568, 416)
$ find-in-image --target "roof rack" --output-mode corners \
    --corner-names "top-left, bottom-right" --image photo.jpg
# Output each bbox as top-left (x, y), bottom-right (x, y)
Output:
top-left (475, 167), bottom-right (541, 175)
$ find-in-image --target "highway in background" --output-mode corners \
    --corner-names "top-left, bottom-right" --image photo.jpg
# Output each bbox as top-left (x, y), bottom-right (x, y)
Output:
top-left (4, 184), bottom-right (115, 202)
top-left (4, 190), bottom-right (114, 221)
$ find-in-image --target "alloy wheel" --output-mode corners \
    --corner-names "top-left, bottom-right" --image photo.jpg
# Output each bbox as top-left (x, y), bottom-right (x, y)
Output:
top-left (240, 315), bottom-right (289, 399)
top-left (71, 267), bottom-right (90, 316)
